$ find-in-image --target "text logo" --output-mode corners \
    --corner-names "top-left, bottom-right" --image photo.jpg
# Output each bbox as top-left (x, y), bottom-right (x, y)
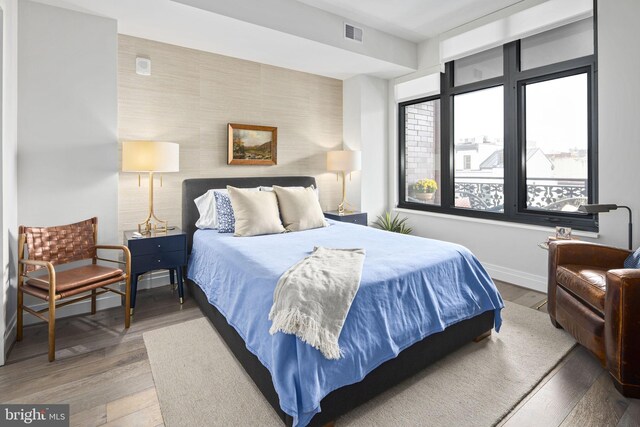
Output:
top-left (1, 405), bottom-right (69, 427)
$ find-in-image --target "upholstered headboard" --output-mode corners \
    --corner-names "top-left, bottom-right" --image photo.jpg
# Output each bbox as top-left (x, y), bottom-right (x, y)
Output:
top-left (182, 176), bottom-right (317, 253)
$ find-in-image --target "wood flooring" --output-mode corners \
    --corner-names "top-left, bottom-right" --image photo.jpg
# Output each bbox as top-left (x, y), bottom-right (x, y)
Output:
top-left (1, 281), bottom-right (638, 426)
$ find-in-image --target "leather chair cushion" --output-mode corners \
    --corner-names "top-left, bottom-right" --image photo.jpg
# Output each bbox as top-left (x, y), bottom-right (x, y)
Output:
top-left (556, 264), bottom-right (607, 314)
top-left (27, 264), bottom-right (124, 292)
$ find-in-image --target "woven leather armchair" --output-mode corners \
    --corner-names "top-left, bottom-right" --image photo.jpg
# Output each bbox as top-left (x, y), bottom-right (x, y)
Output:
top-left (548, 240), bottom-right (640, 398)
top-left (17, 217), bottom-right (131, 362)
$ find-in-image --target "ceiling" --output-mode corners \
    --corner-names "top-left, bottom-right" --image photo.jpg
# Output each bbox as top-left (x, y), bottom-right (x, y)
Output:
top-left (31, 0), bottom-right (536, 80)
top-left (295, 0), bottom-right (527, 42)
top-left (33, 0), bottom-right (417, 80)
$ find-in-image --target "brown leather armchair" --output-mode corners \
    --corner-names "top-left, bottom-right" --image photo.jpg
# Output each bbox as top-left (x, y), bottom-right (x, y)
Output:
top-left (548, 240), bottom-right (640, 398)
top-left (17, 217), bottom-right (131, 362)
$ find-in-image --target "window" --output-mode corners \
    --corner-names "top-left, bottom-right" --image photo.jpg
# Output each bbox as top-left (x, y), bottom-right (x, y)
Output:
top-left (453, 86), bottom-right (504, 212)
top-left (463, 155), bottom-right (471, 170)
top-left (398, 19), bottom-right (597, 231)
top-left (400, 98), bottom-right (441, 206)
top-left (523, 73), bottom-right (589, 212)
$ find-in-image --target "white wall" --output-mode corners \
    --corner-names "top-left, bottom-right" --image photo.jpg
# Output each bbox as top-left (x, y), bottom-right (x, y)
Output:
top-left (12, 1), bottom-right (118, 326)
top-left (360, 76), bottom-right (388, 219)
top-left (343, 75), bottom-right (388, 220)
top-left (342, 76), bottom-right (362, 211)
top-left (0, 5), bottom-right (4, 365)
top-left (383, 1), bottom-right (640, 293)
top-left (1, 0), bottom-right (18, 366)
top-left (18, 0), bottom-right (118, 238)
top-left (596, 0), bottom-right (640, 249)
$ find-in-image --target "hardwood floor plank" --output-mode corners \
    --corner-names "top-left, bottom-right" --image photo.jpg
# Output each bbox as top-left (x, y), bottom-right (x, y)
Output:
top-left (106, 387), bottom-right (159, 422)
top-left (70, 404), bottom-right (107, 427)
top-left (102, 403), bottom-right (163, 427)
top-left (8, 289), bottom-right (198, 360)
top-left (2, 346), bottom-right (148, 402)
top-left (560, 371), bottom-right (629, 427)
top-left (617, 400), bottom-right (640, 427)
top-left (5, 359), bottom-right (154, 413)
top-left (502, 346), bottom-right (603, 427)
top-left (9, 307), bottom-right (201, 363)
top-left (0, 339), bottom-right (146, 388)
top-left (512, 291), bottom-right (547, 309)
top-left (494, 280), bottom-right (531, 301)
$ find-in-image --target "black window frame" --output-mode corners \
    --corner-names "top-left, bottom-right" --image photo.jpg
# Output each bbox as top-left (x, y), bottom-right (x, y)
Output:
top-left (398, 33), bottom-right (598, 231)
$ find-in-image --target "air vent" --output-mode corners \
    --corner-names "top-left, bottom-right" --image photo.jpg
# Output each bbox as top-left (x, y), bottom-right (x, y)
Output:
top-left (344, 23), bottom-right (363, 43)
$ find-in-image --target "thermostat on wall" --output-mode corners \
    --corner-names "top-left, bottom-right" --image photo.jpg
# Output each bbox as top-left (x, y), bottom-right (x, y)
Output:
top-left (136, 57), bottom-right (151, 76)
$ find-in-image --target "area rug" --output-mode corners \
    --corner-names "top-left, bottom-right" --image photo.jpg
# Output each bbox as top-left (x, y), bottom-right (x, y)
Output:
top-left (143, 302), bottom-right (575, 427)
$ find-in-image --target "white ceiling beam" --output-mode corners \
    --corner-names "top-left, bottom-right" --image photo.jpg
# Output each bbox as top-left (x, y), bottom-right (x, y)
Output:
top-left (172, 0), bottom-right (417, 70)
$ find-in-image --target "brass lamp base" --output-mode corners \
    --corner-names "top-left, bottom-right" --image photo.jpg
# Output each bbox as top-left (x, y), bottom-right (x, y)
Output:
top-left (336, 170), bottom-right (355, 215)
top-left (337, 200), bottom-right (355, 216)
top-left (138, 171), bottom-right (170, 235)
top-left (137, 219), bottom-right (169, 235)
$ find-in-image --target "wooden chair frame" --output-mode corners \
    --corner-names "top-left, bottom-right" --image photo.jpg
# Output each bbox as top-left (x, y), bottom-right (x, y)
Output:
top-left (16, 217), bottom-right (132, 362)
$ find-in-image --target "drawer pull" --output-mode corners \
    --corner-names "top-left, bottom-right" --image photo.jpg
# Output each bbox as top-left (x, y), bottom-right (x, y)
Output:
top-left (158, 244), bottom-right (161, 248)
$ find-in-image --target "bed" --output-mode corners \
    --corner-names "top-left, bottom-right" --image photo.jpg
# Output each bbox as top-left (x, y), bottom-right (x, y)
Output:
top-left (182, 176), bottom-right (503, 427)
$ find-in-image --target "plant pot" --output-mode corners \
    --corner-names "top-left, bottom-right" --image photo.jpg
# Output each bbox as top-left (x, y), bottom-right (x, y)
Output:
top-left (416, 192), bottom-right (436, 201)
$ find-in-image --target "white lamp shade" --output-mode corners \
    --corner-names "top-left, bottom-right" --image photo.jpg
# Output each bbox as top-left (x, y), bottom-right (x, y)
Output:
top-left (327, 150), bottom-right (361, 172)
top-left (122, 141), bottom-right (180, 172)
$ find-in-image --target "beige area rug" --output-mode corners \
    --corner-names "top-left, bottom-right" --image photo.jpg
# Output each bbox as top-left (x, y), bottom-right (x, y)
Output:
top-left (143, 302), bottom-right (575, 427)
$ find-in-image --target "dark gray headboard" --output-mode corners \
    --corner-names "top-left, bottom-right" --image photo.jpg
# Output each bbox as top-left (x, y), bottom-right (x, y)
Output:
top-left (182, 176), bottom-right (317, 253)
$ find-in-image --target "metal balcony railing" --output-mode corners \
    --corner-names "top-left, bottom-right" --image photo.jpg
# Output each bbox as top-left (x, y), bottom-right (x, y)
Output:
top-left (452, 177), bottom-right (587, 211)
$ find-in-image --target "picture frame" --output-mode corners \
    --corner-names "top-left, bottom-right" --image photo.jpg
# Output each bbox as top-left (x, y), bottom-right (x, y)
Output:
top-left (555, 226), bottom-right (573, 240)
top-left (227, 123), bottom-right (277, 165)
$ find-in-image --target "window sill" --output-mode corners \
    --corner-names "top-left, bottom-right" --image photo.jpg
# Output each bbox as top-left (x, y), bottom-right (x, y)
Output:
top-left (394, 207), bottom-right (599, 239)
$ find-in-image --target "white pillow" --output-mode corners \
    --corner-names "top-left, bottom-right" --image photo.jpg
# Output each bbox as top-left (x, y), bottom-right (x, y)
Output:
top-left (194, 189), bottom-right (222, 229)
top-left (273, 186), bottom-right (328, 232)
top-left (227, 186), bottom-right (286, 237)
top-left (194, 187), bottom-right (259, 229)
top-left (260, 185), bottom-right (320, 199)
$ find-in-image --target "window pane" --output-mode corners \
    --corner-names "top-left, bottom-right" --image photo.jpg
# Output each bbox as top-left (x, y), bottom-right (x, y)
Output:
top-left (453, 86), bottom-right (504, 212)
top-left (404, 99), bottom-right (441, 206)
top-left (521, 19), bottom-right (594, 71)
top-left (525, 73), bottom-right (589, 211)
top-left (454, 46), bottom-right (503, 86)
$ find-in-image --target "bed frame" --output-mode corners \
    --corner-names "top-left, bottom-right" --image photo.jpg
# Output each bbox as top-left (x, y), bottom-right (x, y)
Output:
top-left (182, 176), bottom-right (495, 427)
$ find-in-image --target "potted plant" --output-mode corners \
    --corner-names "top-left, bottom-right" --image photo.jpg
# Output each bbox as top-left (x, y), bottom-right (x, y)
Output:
top-left (372, 211), bottom-right (412, 234)
top-left (413, 178), bottom-right (438, 201)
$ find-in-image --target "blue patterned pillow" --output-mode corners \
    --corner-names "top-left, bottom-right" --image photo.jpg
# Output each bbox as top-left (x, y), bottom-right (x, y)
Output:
top-left (624, 247), bottom-right (640, 268)
top-left (214, 191), bottom-right (235, 233)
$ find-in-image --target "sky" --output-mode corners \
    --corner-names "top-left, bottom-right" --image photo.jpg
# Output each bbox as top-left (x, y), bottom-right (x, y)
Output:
top-left (234, 129), bottom-right (272, 146)
top-left (453, 73), bottom-right (589, 153)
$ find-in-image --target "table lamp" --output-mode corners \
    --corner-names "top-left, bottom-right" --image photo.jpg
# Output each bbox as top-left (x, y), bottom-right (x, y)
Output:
top-left (327, 150), bottom-right (361, 215)
top-left (122, 141), bottom-right (179, 234)
top-left (578, 203), bottom-right (633, 250)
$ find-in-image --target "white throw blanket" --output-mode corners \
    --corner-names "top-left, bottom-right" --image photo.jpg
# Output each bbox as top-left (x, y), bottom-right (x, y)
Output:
top-left (268, 246), bottom-right (366, 360)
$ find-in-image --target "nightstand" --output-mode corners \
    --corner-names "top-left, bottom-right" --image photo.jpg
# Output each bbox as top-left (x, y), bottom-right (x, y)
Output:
top-left (324, 211), bottom-right (368, 226)
top-left (124, 228), bottom-right (187, 313)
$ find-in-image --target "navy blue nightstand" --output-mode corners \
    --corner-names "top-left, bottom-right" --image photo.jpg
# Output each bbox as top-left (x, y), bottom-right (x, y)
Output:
top-left (324, 211), bottom-right (368, 226)
top-left (124, 228), bottom-right (187, 313)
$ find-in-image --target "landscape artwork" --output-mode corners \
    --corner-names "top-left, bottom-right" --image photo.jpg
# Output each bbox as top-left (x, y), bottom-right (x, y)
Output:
top-left (227, 123), bottom-right (278, 165)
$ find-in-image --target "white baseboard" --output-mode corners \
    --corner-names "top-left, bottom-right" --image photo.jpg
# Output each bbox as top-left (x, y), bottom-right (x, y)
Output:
top-left (483, 262), bottom-right (547, 293)
top-left (20, 271), bottom-right (174, 326)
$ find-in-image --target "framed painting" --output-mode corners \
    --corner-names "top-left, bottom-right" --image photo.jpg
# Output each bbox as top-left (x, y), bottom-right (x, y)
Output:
top-left (227, 123), bottom-right (278, 165)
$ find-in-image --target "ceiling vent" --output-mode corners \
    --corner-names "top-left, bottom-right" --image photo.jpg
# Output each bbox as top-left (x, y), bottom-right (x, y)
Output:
top-left (344, 23), bottom-right (363, 43)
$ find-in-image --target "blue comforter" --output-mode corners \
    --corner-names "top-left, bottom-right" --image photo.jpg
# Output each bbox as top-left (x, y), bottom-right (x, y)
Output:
top-left (187, 221), bottom-right (503, 426)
